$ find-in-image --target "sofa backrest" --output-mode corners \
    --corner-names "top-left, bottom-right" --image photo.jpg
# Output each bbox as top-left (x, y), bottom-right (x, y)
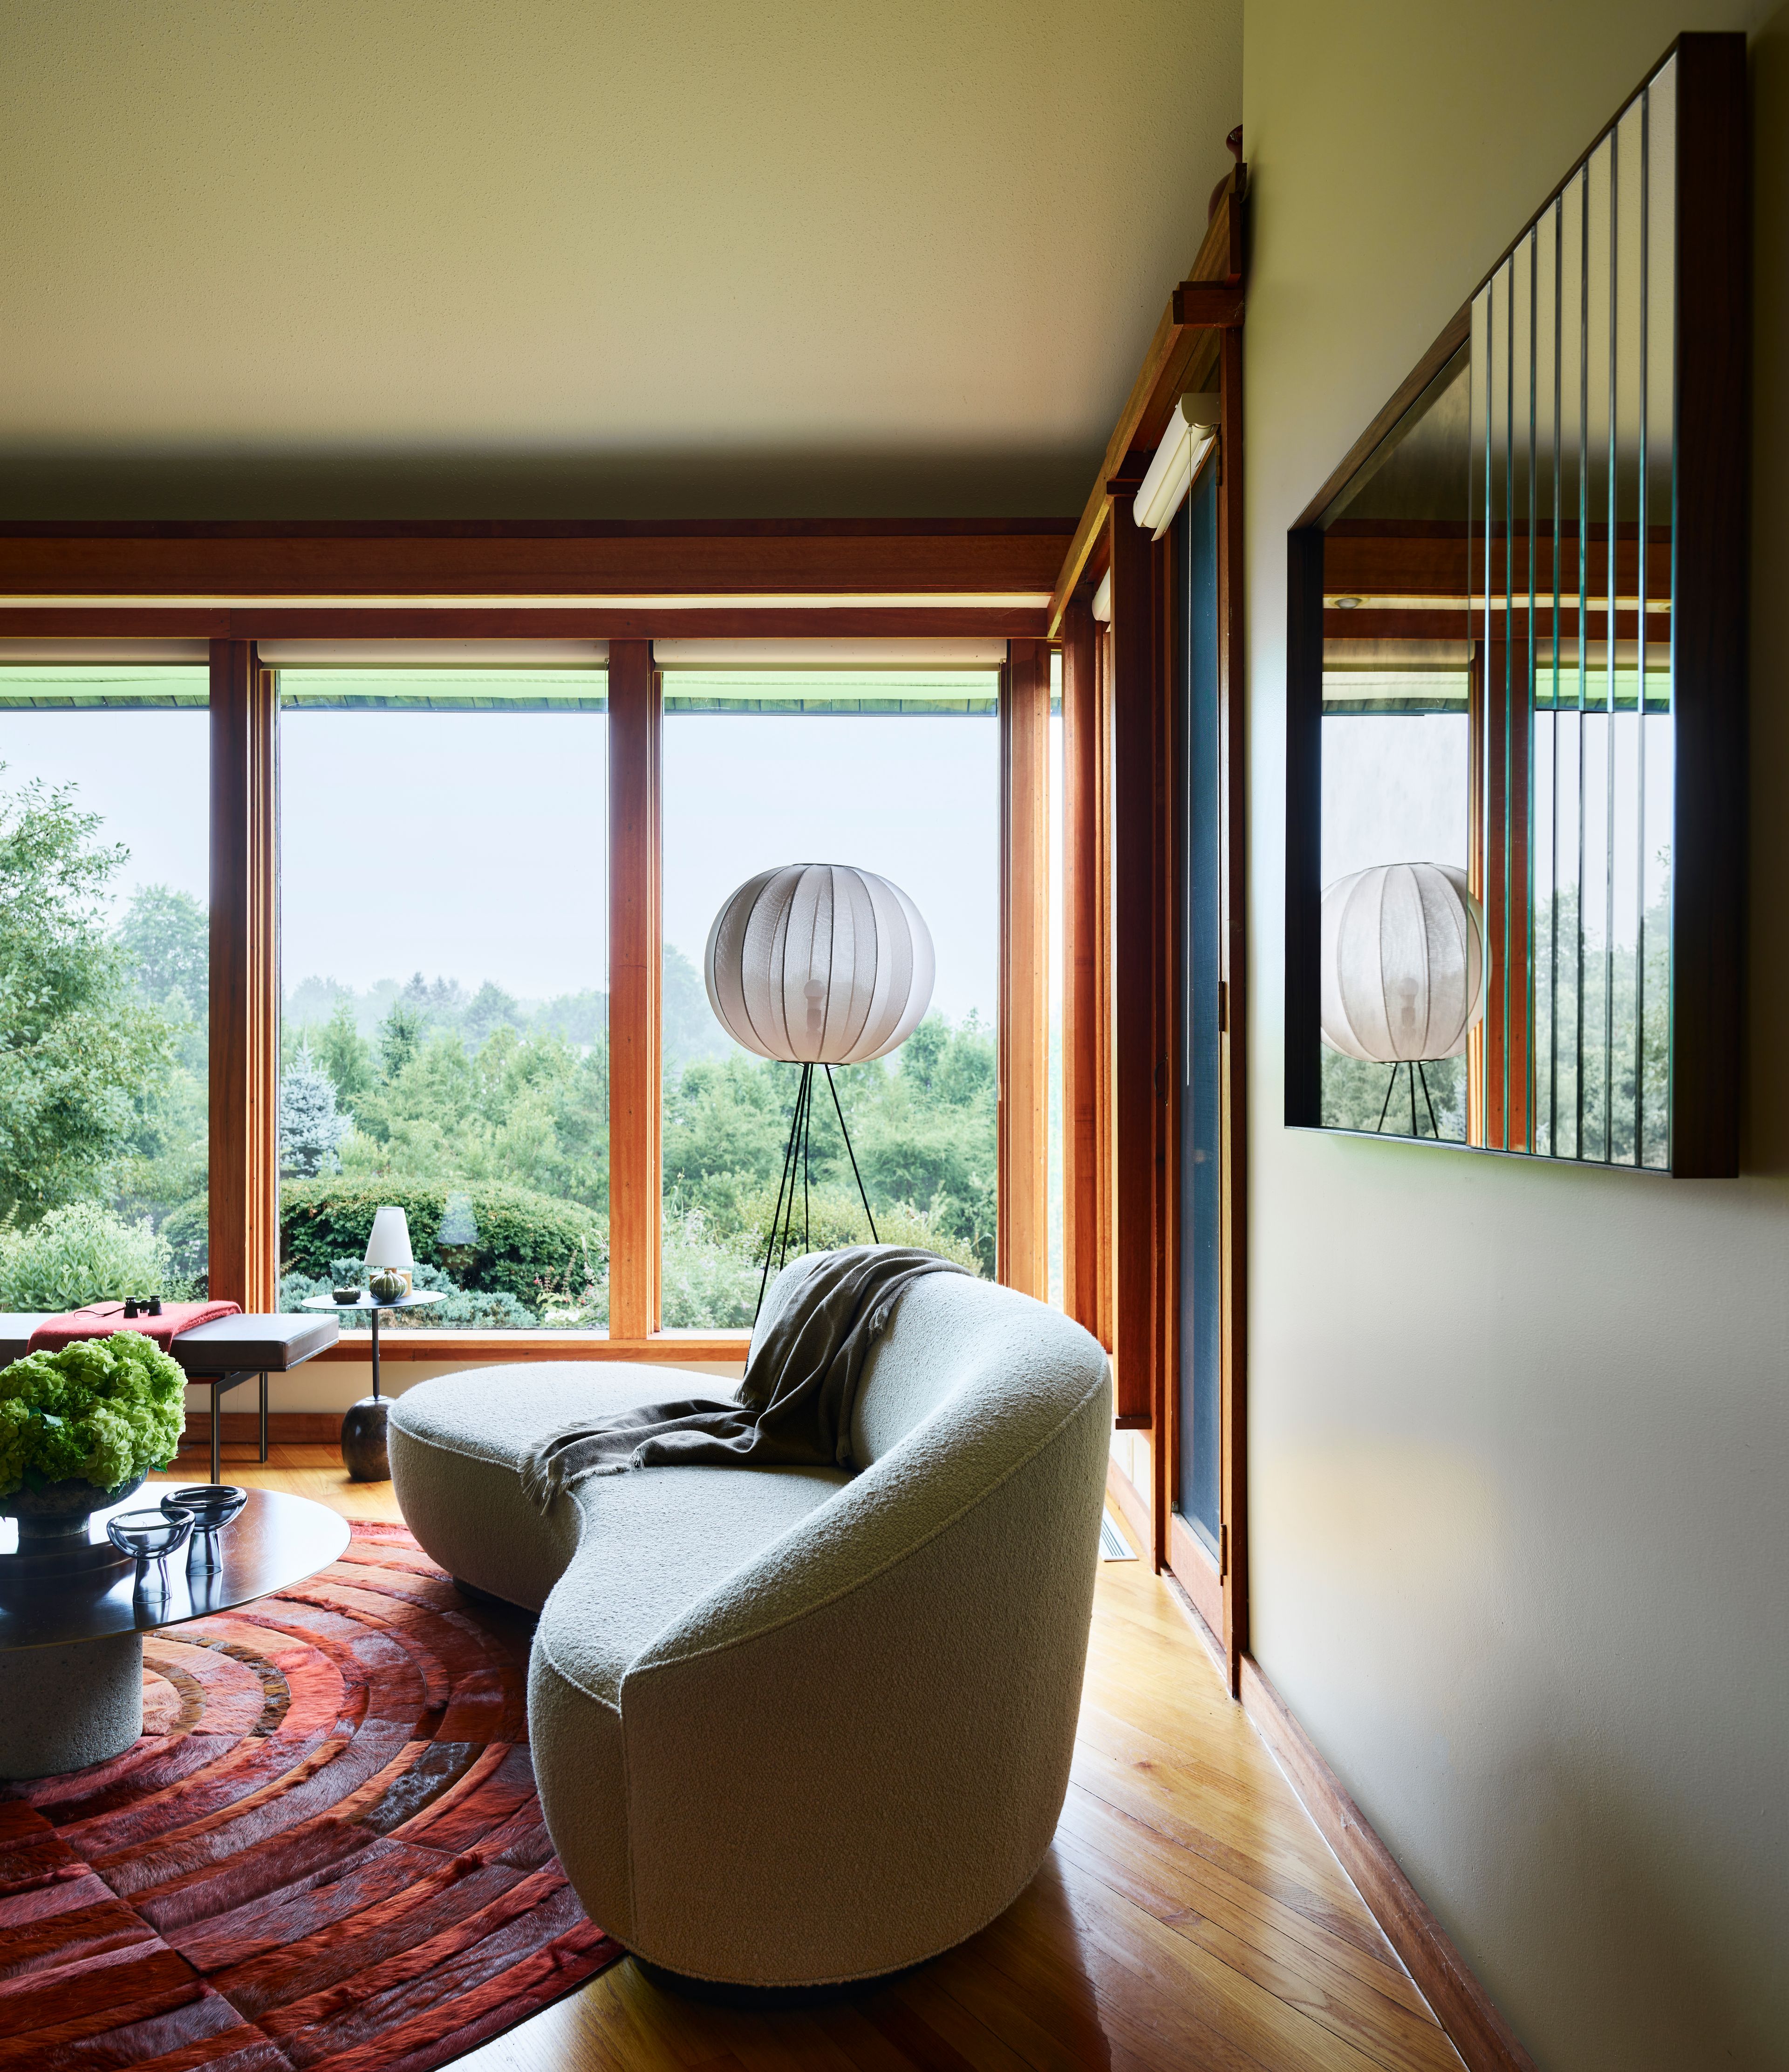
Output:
top-left (749, 1251), bottom-right (1108, 1472)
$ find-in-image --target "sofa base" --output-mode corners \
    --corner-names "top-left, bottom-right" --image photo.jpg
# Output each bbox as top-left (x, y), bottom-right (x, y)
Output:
top-left (634, 1953), bottom-right (931, 2009)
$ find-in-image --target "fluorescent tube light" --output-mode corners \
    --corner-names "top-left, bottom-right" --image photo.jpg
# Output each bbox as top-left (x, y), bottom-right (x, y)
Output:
top-left (1133, 393), bottom-right (1220, 538)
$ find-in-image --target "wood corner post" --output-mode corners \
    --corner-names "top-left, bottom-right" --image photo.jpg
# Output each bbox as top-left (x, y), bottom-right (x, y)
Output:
top-left (608, 640), bottom-right (662, 1339)
top-left (208, 639), bottom-right (278, 1313)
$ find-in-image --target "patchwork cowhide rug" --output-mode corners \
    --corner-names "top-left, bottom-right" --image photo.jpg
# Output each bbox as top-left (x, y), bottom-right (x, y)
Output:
top-left (0, 1519), bottom-right (623, 2070)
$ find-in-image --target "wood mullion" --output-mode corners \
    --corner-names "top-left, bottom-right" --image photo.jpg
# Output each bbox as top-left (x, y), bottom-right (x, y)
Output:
top-left (1108, 492), bottom-right (1162, 1439)
top-left (998, 640), bottom-right (1051, 1297)
top-left (208, 639), bottom-right (278, 1312)
top-left (1060, 593), bottom-right (1104, 1338)
top-left (608, 640), bottom-right (661, 1339)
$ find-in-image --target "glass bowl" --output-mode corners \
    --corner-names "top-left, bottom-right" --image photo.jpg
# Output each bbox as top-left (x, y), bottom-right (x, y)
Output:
top-left (163, 1485), bottom-right (247, 1570)
top-left (109, 1505), bottom-right (193, 1587)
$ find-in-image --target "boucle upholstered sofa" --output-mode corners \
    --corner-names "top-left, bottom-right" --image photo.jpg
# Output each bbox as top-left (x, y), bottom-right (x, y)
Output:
top-left (389, 1256), bottom-right (1112, 1989)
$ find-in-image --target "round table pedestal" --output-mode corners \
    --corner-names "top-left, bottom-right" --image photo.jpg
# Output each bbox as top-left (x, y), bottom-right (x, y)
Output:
top-left (0, 1630), bottom-right (143, 1779)
top-left (341, 1396), bottom-right (391, 1482)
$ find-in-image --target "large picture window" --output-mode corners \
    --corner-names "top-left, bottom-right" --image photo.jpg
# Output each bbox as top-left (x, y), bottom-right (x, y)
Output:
top-left (0, 663), bottom-right (211, 1308)
top-left (658, 668), bottom-right (1000, 1326)
top-left (275, 667), bottom-right (609, 1333)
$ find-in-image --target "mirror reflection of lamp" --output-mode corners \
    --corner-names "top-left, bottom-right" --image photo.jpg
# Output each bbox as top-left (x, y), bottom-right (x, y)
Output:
top-left (1319, 862), bottom-right (1488, 1137)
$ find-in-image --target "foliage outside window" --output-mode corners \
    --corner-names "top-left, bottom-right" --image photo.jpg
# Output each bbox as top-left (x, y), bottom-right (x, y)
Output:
top-left (0, 668), bottom-right (210, 1311)
top-left (276, 671), bottom-right (611, 1331)
top-left (659, 672), bottom-right (1000, 1327)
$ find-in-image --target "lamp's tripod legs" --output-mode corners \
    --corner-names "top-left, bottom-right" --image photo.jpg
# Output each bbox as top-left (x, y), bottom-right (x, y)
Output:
top-left (752, 1061), bottom-right (884, 1322)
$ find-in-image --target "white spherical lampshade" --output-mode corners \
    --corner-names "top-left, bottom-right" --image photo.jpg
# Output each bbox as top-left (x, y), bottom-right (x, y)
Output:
top-left (704, 864), bottom-right (935, 1064)
top-left (1320, 862), bottom-right (1488, 1062)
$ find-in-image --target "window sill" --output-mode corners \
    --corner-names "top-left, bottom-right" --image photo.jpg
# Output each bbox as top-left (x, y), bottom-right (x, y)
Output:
top-left (309, 1329), bottom-right (751, 1364)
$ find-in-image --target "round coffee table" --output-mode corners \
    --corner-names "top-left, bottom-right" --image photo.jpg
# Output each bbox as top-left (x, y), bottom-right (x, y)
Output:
top-left (0, 1487), bottom-right (349, 1780)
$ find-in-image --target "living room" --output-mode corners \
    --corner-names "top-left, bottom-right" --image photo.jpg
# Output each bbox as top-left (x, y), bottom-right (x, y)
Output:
top-left (0, 5), bottom-right (1782, 2070)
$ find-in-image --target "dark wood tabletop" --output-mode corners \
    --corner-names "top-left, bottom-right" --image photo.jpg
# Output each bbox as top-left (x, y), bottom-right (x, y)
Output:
top-left (0, 1487), bottom-right (349, 1651)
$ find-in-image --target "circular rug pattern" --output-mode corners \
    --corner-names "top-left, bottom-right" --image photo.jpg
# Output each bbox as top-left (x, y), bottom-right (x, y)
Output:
top-left (0, 1520), bottom-right (622, 2071)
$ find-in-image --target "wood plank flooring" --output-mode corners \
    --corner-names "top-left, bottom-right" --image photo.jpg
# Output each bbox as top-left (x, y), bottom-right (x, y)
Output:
top-left (166, 1438), bottom-right (1465, 2072)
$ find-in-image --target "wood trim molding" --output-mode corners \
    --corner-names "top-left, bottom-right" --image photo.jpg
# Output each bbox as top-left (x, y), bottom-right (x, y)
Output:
top-left (1215, 321), bottom-right (1250, 1691)
top-left (998, 640), bottom-right (1051, 1297)
top-left (607, 640), bottom-right (662, 1338)
top-left (1240, 1656), bottom-right (1539, 2072)
top-left (207, 640), bottom-right (278, 1312)
top-left (1060, 593), bottom-right (1107, 1343)
top-left (0, 605), bottom-right (1050, 641)
top-left (1048, 170), bottom-right (1248, 634)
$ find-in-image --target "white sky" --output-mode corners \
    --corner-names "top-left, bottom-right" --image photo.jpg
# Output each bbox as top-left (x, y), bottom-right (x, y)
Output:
top-left (1, 695), bottom-right (1001, 1028)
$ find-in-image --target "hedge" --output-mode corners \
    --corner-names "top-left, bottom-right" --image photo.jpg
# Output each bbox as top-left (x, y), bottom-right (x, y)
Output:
top-left (279, 1180), bottom-right (606, 1310)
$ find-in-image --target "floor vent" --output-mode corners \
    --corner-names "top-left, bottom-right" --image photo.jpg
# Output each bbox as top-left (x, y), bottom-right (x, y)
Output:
top-left (1099, 1514), bottom-right (1137, 1562)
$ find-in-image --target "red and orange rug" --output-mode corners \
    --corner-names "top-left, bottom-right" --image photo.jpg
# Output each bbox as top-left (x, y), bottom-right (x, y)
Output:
top-left (0, 1520), bottom-right (624, 2070)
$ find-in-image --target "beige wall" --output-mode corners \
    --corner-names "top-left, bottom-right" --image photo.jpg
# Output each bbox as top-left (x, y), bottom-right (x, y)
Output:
top-left (1242, 5), bottom-right (1789, 2066)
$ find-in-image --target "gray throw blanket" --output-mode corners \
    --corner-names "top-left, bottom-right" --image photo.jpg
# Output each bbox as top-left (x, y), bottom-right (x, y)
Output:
top-left (519, 1244), bottom-right (968, 1506)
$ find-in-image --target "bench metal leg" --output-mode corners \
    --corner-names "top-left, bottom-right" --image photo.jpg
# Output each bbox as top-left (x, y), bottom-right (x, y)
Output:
top-left (259, 1370), bottom-right (269, 1463)
top-left (211, 1380), bottom-right (223, 1484)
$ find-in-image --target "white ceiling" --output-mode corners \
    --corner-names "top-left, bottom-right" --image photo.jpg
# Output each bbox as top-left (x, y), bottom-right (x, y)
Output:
top-left (0, 0), bottom-right (1240, 519)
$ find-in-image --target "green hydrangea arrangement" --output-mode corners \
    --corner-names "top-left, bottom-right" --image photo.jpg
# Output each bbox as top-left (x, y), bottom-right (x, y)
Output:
top-left (0, 1334), bottom-right (185, 1500)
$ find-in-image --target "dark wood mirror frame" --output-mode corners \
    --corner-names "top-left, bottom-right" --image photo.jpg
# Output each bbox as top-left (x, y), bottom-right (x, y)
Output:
top-left (1284, 32), bottom-right (1747, 1177)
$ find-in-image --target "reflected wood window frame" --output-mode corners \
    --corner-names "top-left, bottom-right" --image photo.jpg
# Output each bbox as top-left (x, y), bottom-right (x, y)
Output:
top-left (1285, 31), bottom-right (1746, 1178)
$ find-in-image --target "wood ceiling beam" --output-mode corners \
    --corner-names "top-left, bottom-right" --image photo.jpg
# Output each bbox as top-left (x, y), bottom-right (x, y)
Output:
top-left (0, 519), bottom-right (1072, 601)
top-left (1047, 171), bottom-right (1247, 636)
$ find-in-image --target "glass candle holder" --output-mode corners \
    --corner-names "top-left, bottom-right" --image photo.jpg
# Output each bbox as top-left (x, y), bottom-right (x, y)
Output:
top-left (163, 1486), bottom-right (247, 1572)
top-left (109, 1506), bottom-right (194, 1592)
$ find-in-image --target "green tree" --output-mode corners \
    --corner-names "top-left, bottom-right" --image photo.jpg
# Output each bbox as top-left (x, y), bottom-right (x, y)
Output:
top-left (0, 774), bottom-right (171, 1224)
top-left (316, 995), bottom-right (375, 1108)
top-left (379, 999), bottom-right (425, 1079)
top-left (116, 884), bottom-right (208, 1021)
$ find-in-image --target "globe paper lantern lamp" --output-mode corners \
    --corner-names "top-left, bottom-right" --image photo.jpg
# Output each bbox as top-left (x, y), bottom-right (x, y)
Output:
top-left (704, 863), bottom-right (935, 1065)
top-left (1320, 862), bottom-right (1488, 1063)
top-left (704, 864), bottom-right (935, 1314)
top-left (1320, 861), bottom-right (1488, 1141)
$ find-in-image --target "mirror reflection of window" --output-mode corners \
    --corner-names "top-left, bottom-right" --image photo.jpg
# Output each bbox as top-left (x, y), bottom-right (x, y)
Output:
top-left (1319, 351), bottom-right (1475, 1141)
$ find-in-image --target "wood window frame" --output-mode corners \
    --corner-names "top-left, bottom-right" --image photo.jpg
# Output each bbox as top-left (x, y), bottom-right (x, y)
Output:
top-left (0, 521), bottom-right (1069, 1358)
top-left (1053, 167), bottom-right (1251, 1687)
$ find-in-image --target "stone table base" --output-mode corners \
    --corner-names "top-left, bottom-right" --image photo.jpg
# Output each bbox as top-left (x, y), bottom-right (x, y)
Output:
top-left (0, 1630), bottom-right (143, 1779)
top-left (341, 1396), bottom-right (391, 1481)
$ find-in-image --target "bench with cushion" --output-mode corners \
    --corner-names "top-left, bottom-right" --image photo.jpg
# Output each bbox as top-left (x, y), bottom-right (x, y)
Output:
top-left (388, 1257), bottom-right (1111, 1991)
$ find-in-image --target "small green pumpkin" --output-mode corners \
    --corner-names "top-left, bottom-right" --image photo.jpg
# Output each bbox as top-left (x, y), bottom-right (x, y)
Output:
top-left (367, 1268), bottom-right (409, 1302)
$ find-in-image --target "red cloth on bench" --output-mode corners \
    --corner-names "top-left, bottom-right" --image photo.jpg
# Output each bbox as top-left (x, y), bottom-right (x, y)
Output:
top-left (27, 1300), bottom-right (242, 1355)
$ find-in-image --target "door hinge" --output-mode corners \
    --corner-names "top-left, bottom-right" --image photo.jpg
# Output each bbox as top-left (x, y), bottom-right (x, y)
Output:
top-left (1218, 980), bottom-right (1229, 1033)
top-left (1219, 1523), bottom-right (1229, 1579)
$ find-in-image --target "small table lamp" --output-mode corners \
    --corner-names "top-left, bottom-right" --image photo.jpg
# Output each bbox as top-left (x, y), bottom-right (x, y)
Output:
top-left (364, 1206), bottom-right (415, 1295)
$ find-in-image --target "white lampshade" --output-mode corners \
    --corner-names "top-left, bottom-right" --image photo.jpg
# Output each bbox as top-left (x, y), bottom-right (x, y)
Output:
top-left (363, 1206), bottom-right (415, 1270)
top-left (1320, 862), bottom-right (1488, 1062)
top-left (704, 863), bottom-right (935, 1064)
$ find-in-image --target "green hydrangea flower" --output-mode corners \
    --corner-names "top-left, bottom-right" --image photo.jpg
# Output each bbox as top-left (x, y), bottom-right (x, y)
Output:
top-left (0, 1334), bottom-right (185, 1499)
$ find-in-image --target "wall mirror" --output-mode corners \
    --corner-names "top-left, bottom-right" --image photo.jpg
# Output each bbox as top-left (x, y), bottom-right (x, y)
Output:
top-left (1285, 34), bottom-right (1746, 1175)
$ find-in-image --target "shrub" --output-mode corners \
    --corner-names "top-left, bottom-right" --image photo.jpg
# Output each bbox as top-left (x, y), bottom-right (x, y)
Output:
top-left (0, 1201), bottom-right (171, 1310)
top-left (733, 1184), bottom-right (984, 1277)
top-left (280, 1179), bottom-right (605, 1310)
top-left (158, 1196), bottom-right (209, 1295)
top-left (0, 1331), bottom-right (185, 1498)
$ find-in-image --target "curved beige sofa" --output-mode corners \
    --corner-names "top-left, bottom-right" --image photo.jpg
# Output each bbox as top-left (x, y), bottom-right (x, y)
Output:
top-left (389, 1258), bottom-right (1112, 1989)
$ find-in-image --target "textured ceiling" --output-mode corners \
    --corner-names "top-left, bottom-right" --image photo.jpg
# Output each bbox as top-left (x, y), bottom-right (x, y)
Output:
top-left (0, 0), bottom-right (1239, 518)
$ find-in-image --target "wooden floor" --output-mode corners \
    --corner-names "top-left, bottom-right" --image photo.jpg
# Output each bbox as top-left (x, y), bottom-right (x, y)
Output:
top-left (174, 1438), bottom-right (1466, 2072)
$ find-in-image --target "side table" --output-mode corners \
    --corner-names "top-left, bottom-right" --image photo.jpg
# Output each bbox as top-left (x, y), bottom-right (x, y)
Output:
top-left (302, 1291), bottom-right (445, 1480)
